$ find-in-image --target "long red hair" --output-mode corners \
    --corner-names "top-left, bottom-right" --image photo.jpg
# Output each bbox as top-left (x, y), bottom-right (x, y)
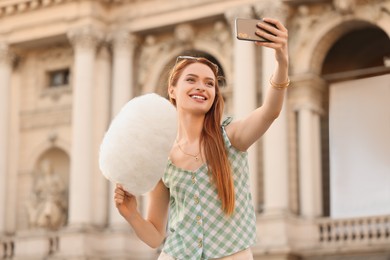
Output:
top-left (168, 57), bottom-right (235, 215)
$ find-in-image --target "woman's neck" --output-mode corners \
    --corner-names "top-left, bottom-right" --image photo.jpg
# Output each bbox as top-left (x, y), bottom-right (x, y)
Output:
top-left (176, 112), bottom-right (204, 144)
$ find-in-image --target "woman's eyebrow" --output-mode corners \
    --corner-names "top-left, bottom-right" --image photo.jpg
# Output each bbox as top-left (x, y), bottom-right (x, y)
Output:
top-left (186, 73), bottom-right (215, 82)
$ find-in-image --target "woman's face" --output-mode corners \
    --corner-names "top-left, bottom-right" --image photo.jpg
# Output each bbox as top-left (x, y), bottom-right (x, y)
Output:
top-left (170, 62), bottom-right (216, 115)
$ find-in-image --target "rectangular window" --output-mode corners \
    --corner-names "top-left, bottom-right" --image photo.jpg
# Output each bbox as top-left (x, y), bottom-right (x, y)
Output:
top-left (48, 69), bottom-right (70, 87)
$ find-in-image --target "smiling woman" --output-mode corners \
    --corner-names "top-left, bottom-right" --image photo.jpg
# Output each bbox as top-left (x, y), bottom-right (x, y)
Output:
top-left (114, 17), bottom-right (289, 258)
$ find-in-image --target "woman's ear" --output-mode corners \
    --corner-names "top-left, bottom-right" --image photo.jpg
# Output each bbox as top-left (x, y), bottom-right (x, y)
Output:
top-left (168, 87), bottom-right (175, 99)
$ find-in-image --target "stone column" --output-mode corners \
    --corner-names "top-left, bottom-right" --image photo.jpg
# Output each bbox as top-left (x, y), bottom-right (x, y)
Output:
top-left (291, 74), bottom-right (325, 218)
top-left (67, 27), bottom-right (103, 227)
top-left (298, 108), bottom-right (322, 217)
top-left (111, 31), bottom-right (139, 116)
top-left (0, 43), bottom-right (15, 234)
top-left (109, 31), bottom-right (139, 229)
top-left (261, 48), bottom-right (289, 214)
top-left (254, 0), bottom-right (290, 215)
top-left (251, 2), bottom-right (294, 252)
top-left (225, 5), bottom-right (259, 210)
top-left (92, 43), bottom-right (111, 227)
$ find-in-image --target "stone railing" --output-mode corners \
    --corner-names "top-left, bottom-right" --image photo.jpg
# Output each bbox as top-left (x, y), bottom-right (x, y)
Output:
top-left (284, 214), bottom-right (390, 255)
top-left (317, 215), bottom-right (390, 245)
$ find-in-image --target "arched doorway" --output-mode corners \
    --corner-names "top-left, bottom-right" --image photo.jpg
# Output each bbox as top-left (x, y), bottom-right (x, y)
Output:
top-left (321, 24), bottom-right (390, 218)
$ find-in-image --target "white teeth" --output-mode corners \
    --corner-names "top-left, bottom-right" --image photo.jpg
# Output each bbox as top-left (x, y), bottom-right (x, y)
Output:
top-left (191, 95), bottom-right (206, 100)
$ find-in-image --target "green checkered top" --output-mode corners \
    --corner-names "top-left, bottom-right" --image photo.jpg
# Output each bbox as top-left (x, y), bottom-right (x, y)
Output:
top-left (162, 117), bottom-right (256, 260)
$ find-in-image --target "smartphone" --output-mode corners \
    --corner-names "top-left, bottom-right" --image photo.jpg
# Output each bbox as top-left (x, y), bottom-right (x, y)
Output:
top-left (235, 18), bottom-right (276, 42)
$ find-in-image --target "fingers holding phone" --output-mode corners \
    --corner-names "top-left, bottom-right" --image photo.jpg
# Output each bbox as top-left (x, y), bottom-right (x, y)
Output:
top-left (255, 18), bottom-right (289, 65)
top-left (235, 18), bottom-right (275, 42)
top-left (235, 17), bottom-right (288, 64)
top-left (255, 18), bottom-right (288, 45)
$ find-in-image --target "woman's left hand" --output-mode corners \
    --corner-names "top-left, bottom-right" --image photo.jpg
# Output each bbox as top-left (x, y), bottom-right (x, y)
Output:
top-left (254, 17), bottom-right (289, 67)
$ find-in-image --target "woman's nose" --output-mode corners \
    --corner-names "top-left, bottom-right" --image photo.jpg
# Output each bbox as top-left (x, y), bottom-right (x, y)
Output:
top-left (195, 84), bottom-right (206, 91)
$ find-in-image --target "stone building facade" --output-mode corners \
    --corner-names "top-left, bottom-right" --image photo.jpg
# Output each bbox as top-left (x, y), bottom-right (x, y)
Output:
top-left (0, 0), bottom-right (389, 259)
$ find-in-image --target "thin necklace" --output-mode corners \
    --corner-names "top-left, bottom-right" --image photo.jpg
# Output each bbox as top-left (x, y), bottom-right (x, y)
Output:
top-left (175, 139), bottom-right (201, 161)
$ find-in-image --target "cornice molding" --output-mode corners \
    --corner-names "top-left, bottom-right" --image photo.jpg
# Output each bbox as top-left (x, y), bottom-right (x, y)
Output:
top-left (0, 0), bottom-right (69, 18)
top-left (0, 0), bottom-right (138, 18)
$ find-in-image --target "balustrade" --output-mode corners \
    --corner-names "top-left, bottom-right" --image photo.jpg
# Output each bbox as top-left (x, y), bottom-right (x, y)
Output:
top-left (317, 215), bottom-right (390, 245)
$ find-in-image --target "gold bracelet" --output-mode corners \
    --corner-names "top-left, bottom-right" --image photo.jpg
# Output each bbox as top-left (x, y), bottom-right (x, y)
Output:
top-left (270, 76), bottom-right (290, 90)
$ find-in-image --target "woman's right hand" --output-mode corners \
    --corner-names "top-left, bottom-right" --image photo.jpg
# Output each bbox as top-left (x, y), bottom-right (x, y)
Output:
top-left (114, 184), bottom-right (138, 219)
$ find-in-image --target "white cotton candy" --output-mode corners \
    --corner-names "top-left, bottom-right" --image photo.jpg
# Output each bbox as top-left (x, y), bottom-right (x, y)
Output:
top-left (99, 93), bottom-right (177, 195)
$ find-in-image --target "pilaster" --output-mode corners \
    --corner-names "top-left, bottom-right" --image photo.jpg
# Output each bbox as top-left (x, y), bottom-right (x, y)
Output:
top-left (290, 73), bottom-right (326, 218)
top-left (108, 30), bottom-right (140, 229)
top-left (0, 43), bottom-right (16, 234)
top-left (225, 5), bottom-right (259, 210)
top-left (110, 30), bottom-right (140, 116)
top-left (255, 0), bottom-right (290, 215)
top-left (67, 27), bottom-right (103, 227)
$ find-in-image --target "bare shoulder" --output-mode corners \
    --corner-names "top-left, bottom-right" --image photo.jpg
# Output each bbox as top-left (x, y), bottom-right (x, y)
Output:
top-left (224, 119), bottom-right (245, 151)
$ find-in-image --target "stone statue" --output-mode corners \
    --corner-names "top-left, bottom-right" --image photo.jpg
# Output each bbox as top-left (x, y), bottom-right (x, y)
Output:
top-left (26, 159), bottom-right (67, 230)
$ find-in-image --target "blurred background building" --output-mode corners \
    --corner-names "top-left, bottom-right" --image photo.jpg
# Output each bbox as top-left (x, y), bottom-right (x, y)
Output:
top-left (0, 0), bottom-right (389, 259)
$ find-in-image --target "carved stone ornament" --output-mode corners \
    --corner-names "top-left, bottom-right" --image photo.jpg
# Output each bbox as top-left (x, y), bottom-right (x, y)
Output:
top-left (196, 20), bottom-right (231, 58)
top-left (333, 0), bottom-right (356, 15)
top-left (111, 30), bottom-right (140, 51)
top-left (289, 5), bottom-right (318, 49)
top-left (174, 23), bottom-right (195, 44)
top-left (26, 159), bottom-right (68, 230)
top-left (0, 43), bottom-right (16, 67)
top-left (212, 21), bottom-right (231, 52)
top-left (253, 0), bottom-right (288, 23)
top-left (358, 1), bottom-right (386, 21)
top-left (225, 5), bottom-right (253, 29)
top-left (67, 26), bottom-right (104, 51)
top-left (137, 35), bottom-right (173, 89)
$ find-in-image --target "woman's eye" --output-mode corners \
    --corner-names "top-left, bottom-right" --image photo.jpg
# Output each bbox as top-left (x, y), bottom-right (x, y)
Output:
top-left (186, 78), bottom-right (195, 83)
top-left (206, 82), bottom-right (215, 87)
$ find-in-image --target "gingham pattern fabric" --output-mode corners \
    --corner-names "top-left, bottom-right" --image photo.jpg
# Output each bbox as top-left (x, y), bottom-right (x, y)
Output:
top-left (162, 117), bottom-right (256, 260)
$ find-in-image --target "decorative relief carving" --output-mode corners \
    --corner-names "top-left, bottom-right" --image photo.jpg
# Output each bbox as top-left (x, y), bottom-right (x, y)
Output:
top-left (213, 21), bottom-right (230, 43)
top-left (137, 35), bottom-right (173, 90)
top-left (253, 0), bottom-right (288, 23)
top-left (357, 1), bottom-right (386, 21)
top-left (174, 23), bottom-right (195, 45)
top-left (289, 5), bottom-right (319, 50)
top-left (67, 26), bottom-right (104, 51)
top-left (212, 21), bottom-right (231, 55)
top-left (21, 109), bottom-right (72, 130)
top-left (0, 43), bottom-right (16, 67)
top-left (196, 21), bottom-right (232, 57)
top-left (39, 44), bottom-right (73, 62)
top-left (26, 159), bottom-right (68, 230)
top-left (111, 30), bottom-right (140, 51)
top-left (333, 0), bottom-right (356, 14)
top-left (225, 5), bottom-right (253, 29)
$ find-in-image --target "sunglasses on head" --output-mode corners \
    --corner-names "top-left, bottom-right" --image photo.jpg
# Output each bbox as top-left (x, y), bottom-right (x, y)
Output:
top-left (175, 55), bottom-right (219, 71)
